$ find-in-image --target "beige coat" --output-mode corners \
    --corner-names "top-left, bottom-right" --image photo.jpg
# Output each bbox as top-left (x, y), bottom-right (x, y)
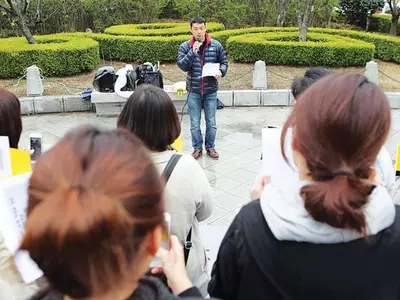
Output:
top-left (0, 233), bottom-right (39, 299)
top-left (150, 150), bottom-right (214, 296)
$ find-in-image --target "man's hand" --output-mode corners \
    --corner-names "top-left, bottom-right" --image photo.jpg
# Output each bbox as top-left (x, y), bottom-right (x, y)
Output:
top-left (215, 70), bottom-right (222, 80)
top-left (192, 41), bottom-right (201, 54)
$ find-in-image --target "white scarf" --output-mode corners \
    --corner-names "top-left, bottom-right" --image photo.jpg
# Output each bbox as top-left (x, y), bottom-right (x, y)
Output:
top-left (260, 180), bottom-right (396, 244)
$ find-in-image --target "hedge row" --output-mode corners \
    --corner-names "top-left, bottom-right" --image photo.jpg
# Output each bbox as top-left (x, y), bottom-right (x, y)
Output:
top-left (311, 28), bottom-right (400, 63)
top-left (104, 22), bottom-right (225, 36)
top-left (1, 24), bottom-right (399, 78)
top-left (0, 35), bottom-right (99, 78)
top-left (368, 14), bottom-right (400, 35)
top-left (226, 32), bottom-right (374, 67)
top-left (213, 27), bottom-right (400, 63)
top-left (61, 32), bottom-right (189, 63)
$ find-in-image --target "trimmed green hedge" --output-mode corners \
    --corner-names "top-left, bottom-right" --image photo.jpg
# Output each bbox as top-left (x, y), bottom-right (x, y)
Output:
top-left (213, 27), bottom-right (400, 63)
top-left (1, 24), bottom-right (399, 78)
top-left (311, 28), bottom-right (400, 63)
top-left (227, 32), bottom-right (374, 67)
top-left (104, 22), bottom-right (225, 36)
top-left (0, 35), bottom-right (99, 78)
top-left (60, 32), bottom-right (189, 63)
top-left (368, 14), bottom-right (400, 35)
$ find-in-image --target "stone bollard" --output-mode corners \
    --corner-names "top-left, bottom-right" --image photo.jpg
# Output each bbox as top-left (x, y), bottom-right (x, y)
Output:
top-left (364, 61), bottom-right (379, 85)
top-left (252, 60), bottom-right (267, 90)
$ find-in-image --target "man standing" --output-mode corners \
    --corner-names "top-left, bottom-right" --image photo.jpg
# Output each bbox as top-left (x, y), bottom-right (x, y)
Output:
top-left (177, 17), bottom-right (228, 160)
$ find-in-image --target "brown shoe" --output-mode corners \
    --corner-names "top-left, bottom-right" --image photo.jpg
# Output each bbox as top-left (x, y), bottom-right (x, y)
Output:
top-left (192, 149), bottom-right (203, 159)
top-left (206, 148), bottom-right (219, 160)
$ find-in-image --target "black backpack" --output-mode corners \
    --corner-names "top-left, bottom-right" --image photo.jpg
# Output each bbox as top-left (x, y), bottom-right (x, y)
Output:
top-left (136, 64), bottom-right (164, 89)
top-left (120, 69), bottom-right (137, 91)
top-left (93, 66), bottom-right (116, 93)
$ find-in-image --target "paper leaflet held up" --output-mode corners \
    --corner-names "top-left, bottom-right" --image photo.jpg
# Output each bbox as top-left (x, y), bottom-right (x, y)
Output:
top-left (201, 63), bottom-right (220, 78)
top-left (0, 173), bottom-right (44, 283)
top-left (261, 128), bottom-right (298, 187)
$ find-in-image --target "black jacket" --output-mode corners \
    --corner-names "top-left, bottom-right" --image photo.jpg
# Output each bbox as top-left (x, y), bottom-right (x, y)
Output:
top-left (208, 200), bottom-right (400, 300)
top-left (28, 276), bottom-right (202, 300)
top-left (177, 34), bottom-right (228, 95)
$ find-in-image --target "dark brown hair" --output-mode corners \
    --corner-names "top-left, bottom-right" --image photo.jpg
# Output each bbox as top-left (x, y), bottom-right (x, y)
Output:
top-left (282, 73), bottom-right (391, 236)
top-left (117, 84), bottom-right (181, 152)
top-left (0, 88), bottom-right (22, 148)
top-left (20, 126), bottom-right (164, 298)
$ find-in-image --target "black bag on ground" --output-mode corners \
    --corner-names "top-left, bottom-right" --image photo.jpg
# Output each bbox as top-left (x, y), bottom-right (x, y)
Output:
top-left (136, 63), bottom-right (164, 89)
top-left (93, 66), bottom-right (116, 92)
top-left (121, 69), bottom-right (137, 91)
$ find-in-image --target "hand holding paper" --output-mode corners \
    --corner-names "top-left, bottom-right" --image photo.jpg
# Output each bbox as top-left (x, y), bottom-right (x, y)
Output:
top-left (201, 63), bottom-right (220, 78)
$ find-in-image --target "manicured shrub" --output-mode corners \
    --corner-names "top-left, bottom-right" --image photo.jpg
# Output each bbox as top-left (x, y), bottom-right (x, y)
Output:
top-left (368, 14), bottom-right (400, 35)
top-left (213, 27), bottom-right (400, 63)
top-left (0, 35), bottom-right (99, 78)
top-left (227, 32), bottom-right (374, 67)
top-left (104, 22), bottom-right (225, 36)
top-left (1, 24), bottom-right (398, 79)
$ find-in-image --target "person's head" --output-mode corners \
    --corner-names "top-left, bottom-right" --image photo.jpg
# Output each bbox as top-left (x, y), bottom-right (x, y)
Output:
top-left (20, 126), bottom-right (165, 299)
top-left (190, 17), bottom-right (206, 42)
top-left (282, 73), bottom-right (391, 236)
top-left (0, 88), bottom-right (22, 148)
top-left (117, 84), bottom-right (181, 152)
top-left (291, 67), bottom-right (331, 100)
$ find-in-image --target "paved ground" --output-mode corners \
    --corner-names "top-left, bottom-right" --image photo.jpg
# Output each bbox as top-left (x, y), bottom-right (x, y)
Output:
top-left (21, 107), bottom-right (400, 225)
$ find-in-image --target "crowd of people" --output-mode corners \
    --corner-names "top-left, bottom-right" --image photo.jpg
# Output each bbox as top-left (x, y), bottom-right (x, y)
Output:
top-left (0, 17), bottom-right (399, 300)
top-left (0, 67), bottom-right (399, 299)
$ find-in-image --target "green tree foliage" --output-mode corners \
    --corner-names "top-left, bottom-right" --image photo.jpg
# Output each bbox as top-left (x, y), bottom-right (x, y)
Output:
top-left (339, 0), bottom-right (384, 27)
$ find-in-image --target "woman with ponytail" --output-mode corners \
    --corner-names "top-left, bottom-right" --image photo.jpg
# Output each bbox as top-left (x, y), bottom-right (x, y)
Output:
top-left (209, 73), bottom-right (400, 300)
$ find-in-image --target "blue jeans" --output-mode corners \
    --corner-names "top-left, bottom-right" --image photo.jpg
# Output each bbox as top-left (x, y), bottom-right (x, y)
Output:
top-left (187, 92), bottom-right (217, 150)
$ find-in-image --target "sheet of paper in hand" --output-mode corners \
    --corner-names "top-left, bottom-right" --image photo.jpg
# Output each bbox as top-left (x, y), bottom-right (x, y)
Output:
top-left (201, 63), bottom-right (220, 78)
top-left (0, 173), bottom-right (44, 283)
top-left (0, 136), bottom-right (12, 179)
top-left (261, 128), bottom-right (297, 187)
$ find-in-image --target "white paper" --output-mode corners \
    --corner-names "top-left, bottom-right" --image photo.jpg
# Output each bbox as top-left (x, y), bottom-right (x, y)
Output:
top-left (261, 128), bottom-right (298, 186)
top-left (199, 225), bottom-right (228, 276)
top-left (0, 136), bottom-right (12, 179)
top-left (0, 173), bottom-right (44, 283)
top-left (201, 63), bottom-right (220, 78)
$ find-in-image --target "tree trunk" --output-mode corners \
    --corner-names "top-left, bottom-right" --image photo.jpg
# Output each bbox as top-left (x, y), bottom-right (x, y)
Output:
top-left (296, 0), bottom-right (314, 42)
top-left (16, 17), bottom-right (37, 44)
top-left (276, 0), bottom-right (290, 27)
top-left (3, 0), bottom-right (37, 44)
top-left (390, 14), bottom-right (399, 36)
top-left (366, 14), bottom-right (371, 31)
top-left (277, 11), bottom-right (286, 26)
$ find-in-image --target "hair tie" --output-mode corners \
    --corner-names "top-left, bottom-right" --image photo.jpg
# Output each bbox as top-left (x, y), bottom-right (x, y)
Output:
top-left (331, 170), bottom-right (355, 177)
top-left (71, 185), bottom-right (84, 192)
top-left (314, 170), bottom-right (355, 181)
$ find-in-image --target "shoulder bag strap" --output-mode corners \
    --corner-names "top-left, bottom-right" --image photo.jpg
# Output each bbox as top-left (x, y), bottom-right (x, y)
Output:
top-left (162, 154), bottom-right (182, 182)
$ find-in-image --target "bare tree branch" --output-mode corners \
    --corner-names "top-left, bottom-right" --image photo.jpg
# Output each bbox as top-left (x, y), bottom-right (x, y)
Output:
top-left (23, 0), bottom-right (30, 15)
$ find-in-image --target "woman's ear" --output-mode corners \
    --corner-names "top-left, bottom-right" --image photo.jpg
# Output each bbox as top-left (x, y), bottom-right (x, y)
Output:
top-left (146, 226), bottom-right (162, 256)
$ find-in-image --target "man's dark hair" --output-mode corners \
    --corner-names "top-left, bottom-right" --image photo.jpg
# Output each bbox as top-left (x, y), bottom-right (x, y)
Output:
top-left (291, 67), bottom-right (331, 99)
top-left (190, 17), bottom-right (206, 27)
top-left (117, 84), bottom-right (181, 152)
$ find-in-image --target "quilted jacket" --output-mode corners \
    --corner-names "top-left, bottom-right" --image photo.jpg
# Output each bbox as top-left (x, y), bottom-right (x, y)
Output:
top-left (177, 34), bottom-right (228, 94)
